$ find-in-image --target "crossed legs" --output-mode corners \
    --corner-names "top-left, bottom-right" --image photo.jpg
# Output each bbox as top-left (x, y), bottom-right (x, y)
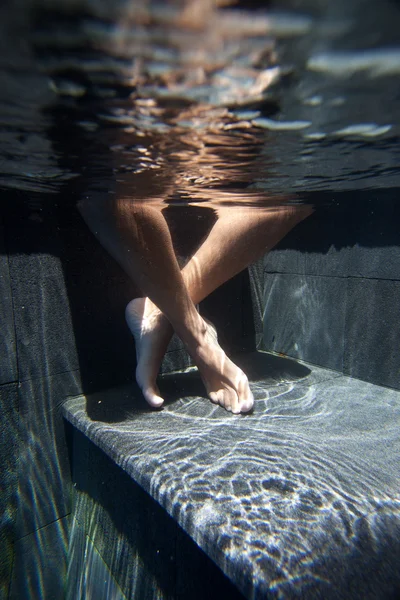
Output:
top-left (78, 196), bottom-right (311, 413)
top-left (122, 201), bottom-right (313, 412)
top-left (78, 197), bottom-right (252, 412)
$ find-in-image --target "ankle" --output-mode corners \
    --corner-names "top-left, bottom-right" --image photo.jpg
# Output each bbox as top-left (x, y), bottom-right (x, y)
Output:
top-left (176, 312), bottom-right (208, 350)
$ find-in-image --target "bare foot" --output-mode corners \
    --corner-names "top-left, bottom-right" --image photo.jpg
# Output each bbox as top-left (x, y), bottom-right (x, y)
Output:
top-left (126, 299), bottom-right (253, 414)
top-left (125, 298), bottom-right (173, 408)
top-left (187, 318), bottom-right (254, 414)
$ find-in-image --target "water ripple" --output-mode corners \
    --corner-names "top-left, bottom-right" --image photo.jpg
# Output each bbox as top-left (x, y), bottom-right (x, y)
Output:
top-left (64, 364), bottom-right (400, 597)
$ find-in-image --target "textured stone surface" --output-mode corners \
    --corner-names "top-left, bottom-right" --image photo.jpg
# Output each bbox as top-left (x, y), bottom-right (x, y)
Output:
top-left (264, 248), bottom-right (307, 276)
top-left (233, 351), bottom-right (341, 388)
top-left (16, 370), bottom-right (82, 538)
top-left (71, 425), bottom-right (177, 600)
top-left (248, 259), bottom-right (264, 344)
top-left (0, 384), bottom-right (19, 600)
top-left (263, 274), bottom-right (347, 371)
top-left (68, 426), bottom-right (247, 600)
top-left (63, 354), bottom-right (400, 600)
top-left (263, 213), bottom-right (400, 389)
top-left (0, 228), bottom-right (17, 384)
top-left (343, 244), bottom-right (400, 280)
top-left (10, 517), bottom-right (69, 600)
top-left (344, 278), bottom-right (400, 389)
top-left (264, 196), bottom-right (400, 280)
top-left (266, 244), bottom-right (400, 280)
top-left (160, 347), bottom-right (192, 375)
top-left (7, 225), bottom-right (78, 382)
top-left (67, 518), bottom-right (127, 600)
top-left (202, 269), bottom-right (258, 354)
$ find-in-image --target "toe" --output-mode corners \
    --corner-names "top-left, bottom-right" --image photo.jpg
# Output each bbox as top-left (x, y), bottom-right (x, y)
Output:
top-left (208, 385), bottom-right (243, 414)
top-left (214, 389), bottom-right (227, 409)
top-left (209, 391), bottom-right (219, 404)
top-left (226, 388), bottom-right (241, 414)
top-left (220, 388), bottom-right (240, 413)
top-left (208, 389), bottom-right (230, 410)
top-left (239, 392), bottom-right (254, 413)
top-left (142, 386), bottom-right (164, 408)
top-left (238, 374), bottom-right (254, 413)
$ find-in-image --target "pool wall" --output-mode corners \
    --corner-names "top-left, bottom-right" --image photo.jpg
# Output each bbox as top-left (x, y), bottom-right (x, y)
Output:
top-left (262, 190), bottom-right (400, 391)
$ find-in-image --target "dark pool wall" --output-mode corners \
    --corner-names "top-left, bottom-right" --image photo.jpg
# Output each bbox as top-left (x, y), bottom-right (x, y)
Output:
top-left (262, 190), bottom-right (400, 391)
top-left (0, 192), bottom-right (256, 600)
top-left (0, 222), bottom-right (18, 598)
top-left (0, 199), bottom-right (80, 600)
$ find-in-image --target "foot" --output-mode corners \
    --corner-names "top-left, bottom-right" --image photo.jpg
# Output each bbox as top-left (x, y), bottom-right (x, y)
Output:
top-left (126, 299), bottom-right (254, 414)
top-left (186, 317), bottom-right (254, 414)
top-left (125, 298), bottom-right (173, 408)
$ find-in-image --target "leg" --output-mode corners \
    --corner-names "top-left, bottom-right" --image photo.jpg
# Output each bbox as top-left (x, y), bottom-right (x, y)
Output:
top-left (78, 196), bottom-right (253, 412)
top-left (126, 202), bottom-right (312, 409)
top-left (182, 203), bottom-right (313, 304)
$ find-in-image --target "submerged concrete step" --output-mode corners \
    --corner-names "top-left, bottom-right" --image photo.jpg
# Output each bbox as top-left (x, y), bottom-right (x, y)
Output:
top-left (63, 351), bottom-right (400, 600)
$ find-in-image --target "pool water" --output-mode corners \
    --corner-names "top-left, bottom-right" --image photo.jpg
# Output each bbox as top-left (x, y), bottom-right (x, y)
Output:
top-left (1, 1), bottom-right (400, 599)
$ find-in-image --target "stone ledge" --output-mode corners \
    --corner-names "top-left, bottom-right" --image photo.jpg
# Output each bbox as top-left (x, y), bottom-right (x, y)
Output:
top-left (63, 352), bottom-right (400, 600)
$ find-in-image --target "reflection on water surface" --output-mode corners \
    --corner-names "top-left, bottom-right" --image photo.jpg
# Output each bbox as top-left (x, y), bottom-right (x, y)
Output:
top-left (1, 0), bottom-right (400, 199)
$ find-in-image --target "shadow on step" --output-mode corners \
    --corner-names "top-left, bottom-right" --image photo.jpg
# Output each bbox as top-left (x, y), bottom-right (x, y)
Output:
top-left (84, 352), bottom-right (310, 424)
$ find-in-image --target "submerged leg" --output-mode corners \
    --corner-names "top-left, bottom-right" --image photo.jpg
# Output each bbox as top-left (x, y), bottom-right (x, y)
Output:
top-left (182, 203), bottom-right (313, 304)
top-left (126, 202), bottom-right (312, 409)
top-left (78, 197), bottom-right (253, 412)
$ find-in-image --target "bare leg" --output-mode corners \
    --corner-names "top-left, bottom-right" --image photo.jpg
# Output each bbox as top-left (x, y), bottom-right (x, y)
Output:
top-left (126, 202), bottom-right (312, 410)
top-left (183, 204), bottom-right (313, 304)
top-left (78, 197), bottom-right (253, 412)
